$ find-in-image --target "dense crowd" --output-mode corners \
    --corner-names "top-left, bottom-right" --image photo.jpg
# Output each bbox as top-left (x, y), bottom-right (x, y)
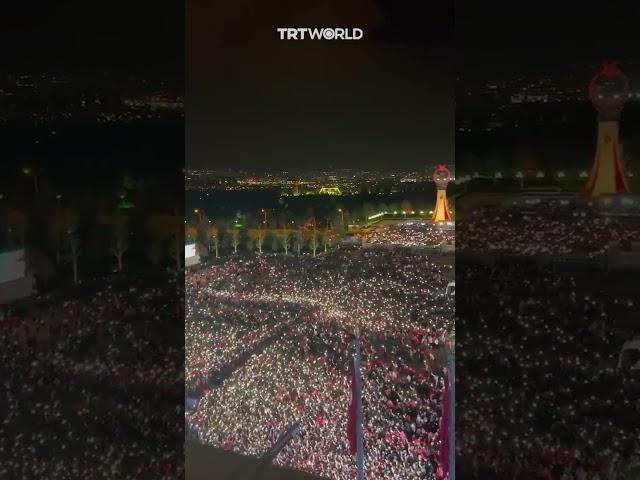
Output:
top-left (360, 223), bottom-right (455, 249)
top-left (457, 202), bottom-right (640, 257)
top-left (186, 247), bottom-right (454, 480)
top-left (0, 273), bottom-right (184, 480)
top-left (457, 201), bottom-right (640, 479)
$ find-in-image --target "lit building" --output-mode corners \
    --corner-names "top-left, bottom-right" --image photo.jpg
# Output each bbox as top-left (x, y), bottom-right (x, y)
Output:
top-left (318, 187), bottom-right (342, 195)
top-left (582, 62), bottom-right (631, 196)
top-left (431, 164), bottom-right (452, 222)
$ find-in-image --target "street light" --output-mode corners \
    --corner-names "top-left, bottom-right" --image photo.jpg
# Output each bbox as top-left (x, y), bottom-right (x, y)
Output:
top-left (23, 166), bottom-right (39, 198)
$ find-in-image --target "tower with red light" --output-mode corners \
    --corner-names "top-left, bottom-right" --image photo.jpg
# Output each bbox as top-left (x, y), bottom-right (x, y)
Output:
top-left (582, 62), bottom-right (631, 196)
top-left (431, 164), bottom-right (452, 223)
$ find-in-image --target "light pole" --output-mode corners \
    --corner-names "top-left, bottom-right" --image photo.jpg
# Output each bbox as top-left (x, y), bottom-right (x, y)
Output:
top-left (23, 167), bottom-right (39, 199)
top-left (447, 336), bottom-right (455, 480)
top-left (353, 326), bottom-right (364, 480)
top-left (338, 208), bottom-right (345, 227)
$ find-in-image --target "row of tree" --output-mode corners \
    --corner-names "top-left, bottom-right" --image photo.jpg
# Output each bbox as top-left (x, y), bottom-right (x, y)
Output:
top-left (0, 203), bottom-right (184, 287)
top-left (186, 220), bottom-right (337, 258)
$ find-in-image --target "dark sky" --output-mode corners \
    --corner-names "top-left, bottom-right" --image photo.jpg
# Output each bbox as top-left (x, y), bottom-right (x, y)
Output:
top-left (0, 0), bottom-right (183, 81)
top-left (187, 0), bottom-right (454, 171)
top-left (458, 0), bottom-right (640, 76)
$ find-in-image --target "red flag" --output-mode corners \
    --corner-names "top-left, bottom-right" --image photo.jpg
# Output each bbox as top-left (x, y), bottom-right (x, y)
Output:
top-left (347, 368), bottom-right (357, 455)
top-left (439, 377), bottom-right (450, 478)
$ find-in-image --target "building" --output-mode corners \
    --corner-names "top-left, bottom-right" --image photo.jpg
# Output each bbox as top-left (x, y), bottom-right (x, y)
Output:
top-left (431, 164), bottom-right (452, 223)
top-left (582, 62), bottom-right (632, 196)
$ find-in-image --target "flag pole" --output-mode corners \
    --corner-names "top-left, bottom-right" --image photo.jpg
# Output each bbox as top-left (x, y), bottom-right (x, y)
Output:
top-left (353, 327), bottom-right (365, 480)
top-left (448, 338), bottom-right (455, 480)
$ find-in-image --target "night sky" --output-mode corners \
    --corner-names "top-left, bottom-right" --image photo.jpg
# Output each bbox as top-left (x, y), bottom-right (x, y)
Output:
top-left (0, 0), bottom-right (183, 81)
top-left (187, 0), bottom-right (454, 171)
top-left (458, 0), bottom-right (640, 77)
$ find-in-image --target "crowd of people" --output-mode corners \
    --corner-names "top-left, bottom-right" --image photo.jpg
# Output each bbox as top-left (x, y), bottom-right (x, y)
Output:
top-left (1, 272), bottom-right (184, 479)
top-left (457, 202), bottom-right (640, 257)
top-left (360, 222), bottom-right (455, 249)
top-left (186, 245), bottom-right (455, 479)
top-left (457, 201), bottom-right (640, 479)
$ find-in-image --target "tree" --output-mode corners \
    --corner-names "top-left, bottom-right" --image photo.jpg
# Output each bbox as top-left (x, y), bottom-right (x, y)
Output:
top-left (269, 231), bottom-right (279, 252)
top-left (322, 230), bottom-right (332, 253)
top-left (207, 225), bottom-right (219, 259)
top-left (231, 228), bottom-right (240, 254)
top-left (295, 228), bottom-right (304, 255)
top-left (186, 222), bottom-right (198, 243)
top-left (50, 210), bottom-right (66, 265)
top-left (108, 212), bottom-right (129, 272)
top-left (281, 230), bottom-right (291, 255)
top-left (254, 228), bottom-right (265, 254)
top-left (67, 231), bottom-right (81, 284)
top-left (310, 228), bottom-right (318, 257)
top-left (484, 151), bottom-right (507, 177)
top-left (6, 210), bottom-right (29, 248)
top-left (149, 212), bottom-right (184, 270)
top-left (400, 200), bottom-right (413, 214)
top-left (362, 202), bottom-right (376, 219)
top-left (27, 248), bottom-right (55, 291)
top-left (513, 146), bottom-right (539, 175)
top-left (169, 213), bottom-right (184, 270)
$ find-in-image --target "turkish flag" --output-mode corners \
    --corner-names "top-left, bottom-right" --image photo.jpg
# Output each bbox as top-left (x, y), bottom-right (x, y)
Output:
top-left (439, 377), bottom-right (449, 478)
top-left (347, 368), bottom-right (357, 455)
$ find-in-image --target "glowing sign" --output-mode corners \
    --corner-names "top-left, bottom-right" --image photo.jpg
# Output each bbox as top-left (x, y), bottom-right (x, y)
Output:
top-left (0, 249), bottom-right (26, 283)
top-left (185, 244), bottom-right (196, 259)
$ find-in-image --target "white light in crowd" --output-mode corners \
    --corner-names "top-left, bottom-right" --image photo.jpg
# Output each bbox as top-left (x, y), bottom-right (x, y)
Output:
top-left (515, 171), bottom-right (523, 178)
top-left (536, 171), bottom-right (545, 178)
top-left (494, 171), bottom-right (502, 179)
top-left (557, 171), bottom-right (566, 178)
top-left (579, 171), bottom-right (589, 178)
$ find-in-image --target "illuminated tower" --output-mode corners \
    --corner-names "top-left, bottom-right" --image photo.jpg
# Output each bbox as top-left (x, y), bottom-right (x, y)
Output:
top-left (431, 164), bottom-right (452, 222)
top-left (582, 62), bottom-right (631, 196)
